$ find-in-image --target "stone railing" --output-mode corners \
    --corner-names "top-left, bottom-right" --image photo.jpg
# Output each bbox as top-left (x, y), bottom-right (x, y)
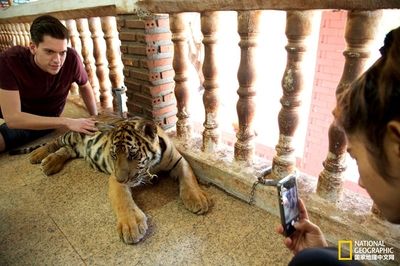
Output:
top-left (1, 1), bottom-right (399, 261)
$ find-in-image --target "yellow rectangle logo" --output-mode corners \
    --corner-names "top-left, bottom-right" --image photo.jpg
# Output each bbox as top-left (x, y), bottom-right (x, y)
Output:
top-left (338, 240), bottom-right (353, 260)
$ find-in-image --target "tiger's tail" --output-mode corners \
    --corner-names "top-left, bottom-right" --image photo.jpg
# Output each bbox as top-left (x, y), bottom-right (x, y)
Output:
top-left (8, 143), bottom-right (46, 155)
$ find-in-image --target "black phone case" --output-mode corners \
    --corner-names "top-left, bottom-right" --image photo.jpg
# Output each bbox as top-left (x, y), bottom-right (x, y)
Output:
top-left (277, 174), bottom-right (299, 237)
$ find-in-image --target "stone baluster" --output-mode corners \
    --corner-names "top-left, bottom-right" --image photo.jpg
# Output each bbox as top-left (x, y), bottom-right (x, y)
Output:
top-left (101, 16), bottom-right (127, 116)
top-left (271, 11), bottom-right (315, 179)
top-left (89, 17), bottom-right (112, 109)
top-left (0, 24), bottom-right (5, 51)
top-left (2, 24), bottom-right (9, 50)
top-left (234, 11), bottom-right (261, 163)
top-left (170, 13), bottom-right (192, 140)
top-left (201, 12), bottom-right (221, 152)
top-left (66, 19), bottom-right (82, 96)
top-left (8, 24), bottom-right (14, 48)
top-left (15, 23), bottom-right (24, 46)
top-left (76, 18), bottom-right (100, 103)
top-left (317, 10), bottom-right (382, 202)
top-left (3, 24), bottom-right (10, 49)
top-left (8, 24), bottom-right (17, 46)
top-left (66, 19), bottom-right (82, 56)
top-left (22, 23), bottom-right (30, 46)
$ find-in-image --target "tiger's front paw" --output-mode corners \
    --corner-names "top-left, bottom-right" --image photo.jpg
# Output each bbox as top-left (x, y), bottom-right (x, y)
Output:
top-left (40, 154), bottom-right (65, 176)
top-left (30, 146), bottom-right (51, 164)
top-left (181, 186), bottom-right (212, 215)
top-left (117, 209), bottom-right (148, 244)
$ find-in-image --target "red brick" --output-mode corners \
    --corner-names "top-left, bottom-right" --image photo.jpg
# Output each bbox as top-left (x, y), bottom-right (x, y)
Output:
top-left (148, 69), bottom-right (175, 83)
top-left (127, 102), bottom-right (143, 114)
top-left (126, 19), bottom-right (145, 29)
top-left (124, 79), bottom-right (142, 92)
top-left (146, 58), bottom-right (173, 69)
top-left (121, 57), bottom-right (134, 66)
top-left (159, 44), bottom-right (173, 53)
top-left (123, 69), bottom-right (130, 77)
top-left (135, 32), bottom-right (146, 43)
top-left (160, 69), bottom-right (175, 79)
top-left (146, 45), bottom-right (158, 55)
top-left (144, 19), bottom-right (157, 30)
top-left (128, 45), bottom-right (147, 55)
top-left (120, 45), bottom-right (128, 54)
top-left (116, 16), bottom-right (125, 28)
top-left (163, 92), bottom-right (175, 102)
top-left (152, 104), bottom-right (176, 117)
top-left (145, 32), bottom-right (172, 42)
top-left (122, 55), bottom-right (141, 67)
top-left (156, 18), bottom-right (170, 28)
top-left (119, 32), bottom-right (136, 42)
top-left (130, 69), bottom-right (150, 81)
top-left (164, 115), bottom-right (177, 125)
top-left (149, 72), bottom-right (160, 82)
top-left (146, 83), bottom-right (175, 97)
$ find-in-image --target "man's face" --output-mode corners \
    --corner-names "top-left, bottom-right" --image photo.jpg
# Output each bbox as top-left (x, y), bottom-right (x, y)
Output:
top-left (29, 35), bottom-right (68, 75)
top-left (347, 134), bottom-right (400, 224)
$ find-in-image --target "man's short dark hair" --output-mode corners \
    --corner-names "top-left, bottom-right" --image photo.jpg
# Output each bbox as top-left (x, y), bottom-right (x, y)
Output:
top-left (30, 15), bottom-right (69, 44)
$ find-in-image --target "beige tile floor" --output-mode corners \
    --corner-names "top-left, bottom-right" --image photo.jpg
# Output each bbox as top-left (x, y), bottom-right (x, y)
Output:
top-left (0, 135), bottom-right (293, 266)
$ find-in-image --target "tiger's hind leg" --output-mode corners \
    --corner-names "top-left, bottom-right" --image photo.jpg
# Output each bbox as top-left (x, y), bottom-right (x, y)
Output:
top-left (30, 140), bottom-right (62, 164)
top-left (40, 146), bottom-right (78, 176)
top-left (108, 175), bottom-right (148, 244)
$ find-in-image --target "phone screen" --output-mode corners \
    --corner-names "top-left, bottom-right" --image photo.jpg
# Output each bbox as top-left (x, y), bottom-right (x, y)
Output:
top-left (277, 174), bottom-right (300, 236)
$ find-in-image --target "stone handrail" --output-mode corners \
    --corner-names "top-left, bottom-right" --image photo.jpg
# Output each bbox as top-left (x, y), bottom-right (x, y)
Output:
top-left (0, 0), bottom-right (137, 23)
top-left (137, 0), bottom-right (400, 13)
top-left (2, 0), bottom-right (400, 24)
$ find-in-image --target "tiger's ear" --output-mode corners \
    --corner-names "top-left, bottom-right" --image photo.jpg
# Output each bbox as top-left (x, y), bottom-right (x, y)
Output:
top-left (143, 121), bottom-right (158, 139)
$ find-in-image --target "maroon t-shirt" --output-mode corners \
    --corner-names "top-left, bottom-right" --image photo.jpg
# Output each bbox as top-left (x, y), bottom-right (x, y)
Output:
top-left (0, 46), bottom-right (88, 118)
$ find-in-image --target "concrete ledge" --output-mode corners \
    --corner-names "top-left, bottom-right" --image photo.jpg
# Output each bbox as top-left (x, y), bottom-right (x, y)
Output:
top-left (137, 0), bottom-right (400, 13)
top-left (0, 0), bottom-right (139, 23)
top-left (172, 134), bottom-right (400, 266)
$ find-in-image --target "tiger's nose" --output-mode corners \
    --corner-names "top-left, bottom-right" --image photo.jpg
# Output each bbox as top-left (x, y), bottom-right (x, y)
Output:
top-left (114, 168), bottom-right (130, 183)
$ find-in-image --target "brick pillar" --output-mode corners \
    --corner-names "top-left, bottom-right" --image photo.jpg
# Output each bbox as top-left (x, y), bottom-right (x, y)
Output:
top-left (118, 14), bottom-right (176, 129)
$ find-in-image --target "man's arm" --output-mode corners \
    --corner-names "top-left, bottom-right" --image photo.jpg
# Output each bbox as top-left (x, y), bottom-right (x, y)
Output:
top-left (79, 81), bottom-right (98, 116)
top-left (0, 89), bottom-right (97, 134)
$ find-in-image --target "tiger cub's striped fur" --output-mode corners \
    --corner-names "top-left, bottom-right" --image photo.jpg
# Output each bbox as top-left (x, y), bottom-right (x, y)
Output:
top-left (29, 117), bottom-right (211, 244)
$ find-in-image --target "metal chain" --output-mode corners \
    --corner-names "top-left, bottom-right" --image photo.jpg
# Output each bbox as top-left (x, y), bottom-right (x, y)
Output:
top-left (248, 179), bottom-right (261, 205)
top-left (248, 169), bottom-right (299, 205)
top-left (248, 167), bottom-right (277, 205)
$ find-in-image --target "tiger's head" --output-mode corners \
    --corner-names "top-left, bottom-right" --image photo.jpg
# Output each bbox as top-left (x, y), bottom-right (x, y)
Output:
top-left (109, 118), bottom-right (162, 186)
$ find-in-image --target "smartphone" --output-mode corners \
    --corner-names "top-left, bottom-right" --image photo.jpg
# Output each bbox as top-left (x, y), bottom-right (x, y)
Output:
top-left (277, 173), bottom-right (300, 236)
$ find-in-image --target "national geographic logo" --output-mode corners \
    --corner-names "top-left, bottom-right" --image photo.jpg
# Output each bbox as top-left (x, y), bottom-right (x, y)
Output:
top-left (338, 240), bottom-right (395, 262)
top-left (338, 240), bottom-right (352, 260)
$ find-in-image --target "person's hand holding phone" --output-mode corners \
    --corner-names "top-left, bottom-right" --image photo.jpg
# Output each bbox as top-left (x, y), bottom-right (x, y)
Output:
top-left (276, 198), bottom-right (328, 254)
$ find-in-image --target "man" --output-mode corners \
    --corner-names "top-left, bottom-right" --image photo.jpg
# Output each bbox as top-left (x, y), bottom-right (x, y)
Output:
top-left (0, 15), bottom-right (98, 153)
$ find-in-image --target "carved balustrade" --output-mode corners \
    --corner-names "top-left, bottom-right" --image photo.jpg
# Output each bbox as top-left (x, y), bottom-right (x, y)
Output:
top-left (271, 11), bottom-right (315, 179)
top-left (170, 13), bottom-right (192, 140)
top-left (234, 11), bottom-right (261, 163)
top-left (201, 11), bottom-right (221, 152)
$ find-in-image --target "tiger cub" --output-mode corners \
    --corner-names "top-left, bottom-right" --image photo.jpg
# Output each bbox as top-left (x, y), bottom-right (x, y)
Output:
top-left (30, 117), bottom-right (211, 244)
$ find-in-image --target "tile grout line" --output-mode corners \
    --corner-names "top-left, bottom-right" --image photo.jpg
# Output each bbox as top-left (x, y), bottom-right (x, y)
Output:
top-left (47, 213), bottom-right (88, 266)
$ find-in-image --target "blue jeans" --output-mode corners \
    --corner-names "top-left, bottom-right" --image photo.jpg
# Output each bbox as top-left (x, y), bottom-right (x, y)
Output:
top-left (0, 123), bottom-right (53, 151)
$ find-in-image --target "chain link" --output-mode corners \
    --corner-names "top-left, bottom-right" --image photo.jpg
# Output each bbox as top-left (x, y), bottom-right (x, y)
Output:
top-left (248, 166), bottom-right (277, 205)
